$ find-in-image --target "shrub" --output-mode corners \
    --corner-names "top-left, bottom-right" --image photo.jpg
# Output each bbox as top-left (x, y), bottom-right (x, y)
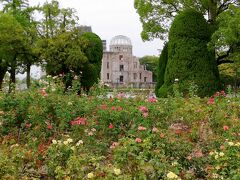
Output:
top-left (80, 32), bottom-right (103, 92)
top-left (159, 9), bottom-right (220, 97)
top-left (0, 85), bottom-right (239, 179)
top-left (155, 42), bottom-right (168, 97)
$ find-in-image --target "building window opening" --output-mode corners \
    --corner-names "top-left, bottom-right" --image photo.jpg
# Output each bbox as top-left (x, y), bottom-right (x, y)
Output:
top-left (107, 73), bottom-right (109, 80)
top-left (134, 62), bottom-right (137, 68)
top-left (119, 55), bottom-right (123, 60)
top-left (140, 73), bottom-right (142, 80)
top-left (107, 62), bottom-right (109, 69)
top-left (120, 65), bottom-right (124, 71)
top-left (120, 76), bottom-right (124, 82)
top-left (144, 77), bottom-right (147, 82)
top-left (134, 73), bottom-right (137, 80)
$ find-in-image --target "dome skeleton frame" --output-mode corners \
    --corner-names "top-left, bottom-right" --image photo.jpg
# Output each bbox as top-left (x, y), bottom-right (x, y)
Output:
top-left (101, 35), bottom-right (153, 89)
top-left (110, 35), bottom-right (132, 46)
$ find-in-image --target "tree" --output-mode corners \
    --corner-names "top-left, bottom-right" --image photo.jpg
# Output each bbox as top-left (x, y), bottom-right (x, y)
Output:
top-left (40, 0), bottom-right (60, 38)
top-left (155, 43), bottom-right (168, 97)
top-left (0, 13), bottom-right (25, 91)
top-left (134, 0), bottom-right (239, 66)
top-left (0, 0), bottom-right (39, 89)
top-left (158, 9), bottom-right (220, 97)
top-left (80, 32), bottom-right (103, 93)
top-left (38, 0), bottom-right (78, 38)
top-left (134, 0), bottom-right (239, 41)
top-left (37, 2), bottom-right (86, 92)
top-left (42, 30), bottom-right (87, 91)
top-left (139, 55), bottom-right (158, 82)
top-left (210, 5), bottom-right (240, 91)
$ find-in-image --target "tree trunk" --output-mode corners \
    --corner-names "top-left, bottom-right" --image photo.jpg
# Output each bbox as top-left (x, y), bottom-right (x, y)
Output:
top-left (0, 68), bottom-right (7, 90)
top-left (26, 63), bottom-right (31, 88)
top-left (208, 0), bottom-right (217, 22)
top-left (9, 65), bottom-right (16, 93)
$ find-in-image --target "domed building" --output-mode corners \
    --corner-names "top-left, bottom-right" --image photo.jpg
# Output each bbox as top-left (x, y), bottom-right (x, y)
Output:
top-left (101, 35), bottom-right (153, 88)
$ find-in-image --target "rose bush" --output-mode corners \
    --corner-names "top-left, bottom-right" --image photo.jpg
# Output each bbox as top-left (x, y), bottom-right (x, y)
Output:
top-left (0, 82), bottom-right (239, 179)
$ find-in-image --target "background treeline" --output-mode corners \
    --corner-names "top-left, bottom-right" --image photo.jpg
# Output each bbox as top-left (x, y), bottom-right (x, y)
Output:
top-left (0, 0), bottom-right (103, 93)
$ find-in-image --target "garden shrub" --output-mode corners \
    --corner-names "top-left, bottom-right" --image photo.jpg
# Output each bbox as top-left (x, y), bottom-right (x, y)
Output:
top-left (159, 9), bottom-right (220, 97)
top-left (0, 82), bottom-right (239, 179)
top-left (80, 32), bottom-right (103, 92)
top-left (155, 42), bottom-right (168, 97)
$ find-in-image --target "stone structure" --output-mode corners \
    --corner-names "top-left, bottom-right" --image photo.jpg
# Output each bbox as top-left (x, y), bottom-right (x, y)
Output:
top-left (78, 26), bottom-right (92, 32)
top-left (101, 35), bottom-right (153, 88)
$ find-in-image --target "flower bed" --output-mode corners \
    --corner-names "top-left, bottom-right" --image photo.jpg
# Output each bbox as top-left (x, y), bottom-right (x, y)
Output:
top-left (0, 88), bottom-right (239, 179)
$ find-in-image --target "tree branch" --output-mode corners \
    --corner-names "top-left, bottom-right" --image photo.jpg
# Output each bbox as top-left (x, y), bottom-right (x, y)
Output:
top-left (168, 2), bottom-right (179, 13)
top-left (217, 1), bottom-right (233, 15)
top-left (216, 46), bottom-right (233, 65)
top-left (217, 59), bottom-right (234, 65)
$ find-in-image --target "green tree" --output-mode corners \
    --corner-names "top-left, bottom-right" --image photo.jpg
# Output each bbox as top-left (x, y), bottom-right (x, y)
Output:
top-left (159, 9), bottom-right (220, 97)
top-left (210, 5), bottom-right (240, 91)
top-left (139, 55), bottom-right (158, 82)
top-left (0, 0), bottom-right (39, 89)
top-left (38, 0), bottom-right (78, 38)
top-left (155, 43), bottom-right (168, 97)
top-left (134, 0), bottom-right (239, 66)
top-left (80, 32), bottom-right (103, 93)
top-left (58, 8), bottom-right (78, 32)
top-left (40, 0), bottom-right (60, 38)
top-left (37, 1), bottom-right (84, 91)
top-left (42, 30), bottom-right (87, 91)
top-left (15, 6), bottom-right (40, 89)
top-left (0, 13), bottom-right (25, 91)
top-left (134, 0), bottom-right (239, 41)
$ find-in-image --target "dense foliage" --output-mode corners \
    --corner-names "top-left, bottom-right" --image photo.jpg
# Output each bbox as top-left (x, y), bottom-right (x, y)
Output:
top-left (155, 43), bottom-right (168, 97)
top-left (139, 55), bottom-right (158, 82)
top-left (159, 10), bottom-right (220, 97)
top-left (0, 0), bottom-right (102, 94)
top-left (134, 0), bottom-right (239, 40)
top-left (80, 32), bottom-right (103, 92)
top-left (134, 0), bottom-right (240, 77)
top-left (0, 80), bottom-right (239, 179)
top-left (0, 13), bottom-right (25, 89)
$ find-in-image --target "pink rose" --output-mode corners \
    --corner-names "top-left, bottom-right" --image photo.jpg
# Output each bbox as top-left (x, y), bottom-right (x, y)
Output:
top-left (135, 138), bottom-right (142, 143)
top-left (223, 125), bottom-right (229, 131)
top-left (148, 97), bottom-right (157, 102)
top-left (41, 88), bottom-right (47, 97)
top-left (138, 126), bottom-right (146, 131)
top-left (152, 127), bottom-right (159, 132)
top-left (139, 106), bottom-right (148, 113)
top-left (143, 112), bottom-right (148, 118)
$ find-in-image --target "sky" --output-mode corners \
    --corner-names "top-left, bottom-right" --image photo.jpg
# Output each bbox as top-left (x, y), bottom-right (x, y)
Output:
top-left (28, 0), bottom-right (164, 57)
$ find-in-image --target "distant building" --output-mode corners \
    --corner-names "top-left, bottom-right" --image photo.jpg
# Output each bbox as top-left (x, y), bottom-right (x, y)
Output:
top-left (78, 26), bottom-right (92, 32)
top-left (102, 40), bottom-right (107, 52)
top-left (101, 35), bottom-right (153, 88)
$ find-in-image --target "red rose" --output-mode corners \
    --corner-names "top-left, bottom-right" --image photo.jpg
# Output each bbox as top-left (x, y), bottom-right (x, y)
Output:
top-left (109, 123), bottom-right (113, 129)
top-left (47, 124), bottom-right (52, 130)
top-left (223, 125), bottom-right (229, 131)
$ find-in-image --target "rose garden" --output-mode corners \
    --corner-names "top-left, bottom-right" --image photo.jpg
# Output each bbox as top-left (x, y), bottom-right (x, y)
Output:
top-left (0, 0), bottom-right (240, 179)
top-left (0, 79), bottom-right (239, 179)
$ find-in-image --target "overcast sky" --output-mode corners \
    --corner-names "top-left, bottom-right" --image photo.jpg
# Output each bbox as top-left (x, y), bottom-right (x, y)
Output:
top-left (29, 0), bottom-right (163, 57)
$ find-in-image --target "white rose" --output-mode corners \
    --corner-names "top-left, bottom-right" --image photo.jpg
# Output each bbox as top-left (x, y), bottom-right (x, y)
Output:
top-left (87, 172), bottom-right (94, 179)
top-left (114, 168), bottom-right (121, 175)
top-left (219, 152), bottom-right (224, 156)
top-left (167, 171), bottom-right (178, 179)
top-left (67, 138), bottom-right (73, 143)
